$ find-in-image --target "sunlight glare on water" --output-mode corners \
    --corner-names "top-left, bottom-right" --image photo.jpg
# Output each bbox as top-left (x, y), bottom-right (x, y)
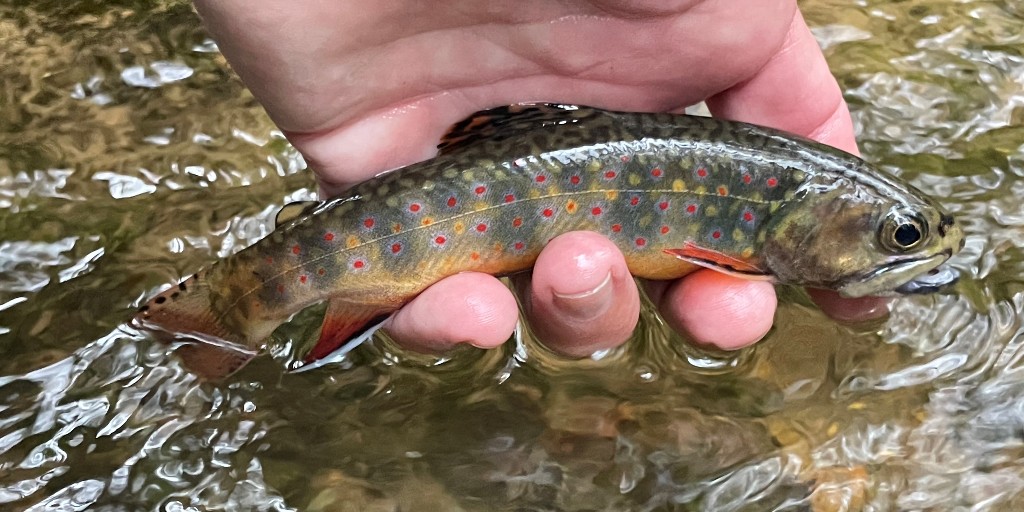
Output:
top-left (1, 0), bottom-right (1023, 510)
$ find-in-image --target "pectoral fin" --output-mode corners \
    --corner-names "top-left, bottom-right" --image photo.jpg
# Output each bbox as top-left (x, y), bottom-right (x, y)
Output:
top-left (663, 242), bottom-right (775, 281)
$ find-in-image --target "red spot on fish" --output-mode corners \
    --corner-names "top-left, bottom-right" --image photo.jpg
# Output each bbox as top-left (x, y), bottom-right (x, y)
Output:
top-left (324, 232), bottom-right (336, 242)
top-left (712, 230), bottom-right (722, 240)
top-left (658, 201), bottom-right (669, 211)
top-left (435, 235), bottom-right (447, 245)
top-left (512, 217), bottom-right (523, 228)
top-left (621, 155), bottom-right (630, 162)
top-left (277, 284), bottom-right (285, 294)
top-left (476, 223), bottom-right (487, 232)
top-left (299, 275), bottom-right (308, 284)
top-left (514, 241), bottom-right (525, 251)
top-left (362, 218), bottom-right (374, 229)
top-left (391, 243), bottom-right (402, 254)
top-left (743, 174), bottom-right (752, 185)
top-left (535, 174), bottom-right (546, 183)
top-left (743, 211), bottom-right (754, 222)
top-left (446, 196), bottom-right (457, 208)
top-left (504, 194), bottom-right (515, 203)
top-left (292, 245), bottom-right (301, 254)
top-left (471, 252), bottom-right (480, 260)
top-left (630, 196), bottom-right (640, 206)
top-left (474, 185), bottom-right (487, 195)
top-left (697, 168), bottom-right (708, 178)
top-left (636, 237), bottom-right (647, 247)
top-left (651, 167), bottom-right (663, 178)
top-left (591, 206), bottom-right (603, 216)
top-left (686, 204), bottom-right (698, 215)
top-left (604, 170), bottom-right (617, 179)
top-left (265, 256), bottom-right (274, 264)
top-left (542, 208), bottom-right (554, 218)
top-left (353, 260), bottom-right (365, 269)
top-left (317, 268), bottom-right (326, 275)
top-left (570, 175), bottom-right (581, 185)
top-left (767, 177), bottom-right (778, 188)
top-left (717, 186), bottom-right (728, 196)
top-left (611, 224), bottom-right (622, 233)
top-left (661, 226), bottom-right (670, 235)
top-left (409, 203), bottom-right (422, 213)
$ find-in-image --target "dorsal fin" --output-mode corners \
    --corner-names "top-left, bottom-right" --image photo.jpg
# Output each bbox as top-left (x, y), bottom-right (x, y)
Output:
top-left (275, 201), bottom-right (318, 228)
top-left (437, 103), bottom-right (587, 155)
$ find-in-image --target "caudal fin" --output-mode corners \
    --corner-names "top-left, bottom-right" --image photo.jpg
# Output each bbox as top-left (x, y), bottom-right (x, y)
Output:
top-left (133, 271), bottom-right (257, 379)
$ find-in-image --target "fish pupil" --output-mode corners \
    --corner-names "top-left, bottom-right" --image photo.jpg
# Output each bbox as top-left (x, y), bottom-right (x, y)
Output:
top-left (894, 223), bottom-right (922, 247)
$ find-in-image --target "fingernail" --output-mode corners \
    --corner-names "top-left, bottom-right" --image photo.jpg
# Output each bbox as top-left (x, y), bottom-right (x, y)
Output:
top-left (551, 271), bottom-right (614, 320)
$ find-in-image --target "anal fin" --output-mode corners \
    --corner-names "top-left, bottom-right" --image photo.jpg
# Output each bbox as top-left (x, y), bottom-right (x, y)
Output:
top-left (301, 300), bottom-right (396, 364)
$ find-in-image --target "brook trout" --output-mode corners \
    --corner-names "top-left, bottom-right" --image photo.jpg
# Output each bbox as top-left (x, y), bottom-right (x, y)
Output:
top-left (135, 104), bottom-right (964, 377)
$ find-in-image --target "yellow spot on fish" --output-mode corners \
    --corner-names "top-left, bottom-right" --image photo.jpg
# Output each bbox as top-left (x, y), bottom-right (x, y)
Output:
top-left (848, 402), bottom-right (866, 410)
top-left (587, 160), bottom-right (602, 172)
top-left (378, 184), bottom-right (390, 196)
top-left (694, 185), bottom-right (706, 195)
top-left (421, 217), bottom-right (434, 226)
top-left (493, 242), bottom-right (504, 252)
top-left (605, 190), bottom-right (618, 201)
top-left (672, 179), bottom-right (686, 192)
top-left (454, 221), bottom-right (466, 235)
top-left (392, 223), bottom-right (403, 234)
top-left (565, 200), bottom-right (578, 214)
top-left (528, 189), bottom-right (542, 199)
top-left (346, 235), bottom-right (360, 249)
top-left (741, 247), bottom-right (754, 259)
top-left (386, 197), bottom-right (399, 208)
top-left (769, 202), bottom-right (781, 214)
top-left (463, 170), bottom-right (475, 181)
top-left (732, 228), bottom-right (745, 241)
top-left (442, 167), bottom-right (459, 179)
top-left (705, 205), bottom-right (719, 217)
top-left (628, 173), bottom-right (641, 186)
top-left (826, 422), bottom-right (839, 437)
top-left (422, 180), bottom-right (436, 191)
top-left (473, 201), bottom-right (488, 211)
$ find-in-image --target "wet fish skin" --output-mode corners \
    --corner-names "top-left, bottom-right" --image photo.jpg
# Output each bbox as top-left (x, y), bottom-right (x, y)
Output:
top-left (135, 104), bottom-right (963, 375)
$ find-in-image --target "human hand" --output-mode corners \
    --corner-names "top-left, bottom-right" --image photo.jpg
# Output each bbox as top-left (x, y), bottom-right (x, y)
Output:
top-left (194, 0), bottom-right (888, 357)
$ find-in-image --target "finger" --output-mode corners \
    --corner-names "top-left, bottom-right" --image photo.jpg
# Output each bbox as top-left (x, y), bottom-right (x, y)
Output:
top-left (805, 289), bottom-right (890, 323)
top-left (385, 272), bottom-right (519, 352)
top-left (517, 231), bottom-right (640, 357)
top-left (706, 8), bottom-right (859, 155)
top-left (649, 270), bottom-right (777, 351)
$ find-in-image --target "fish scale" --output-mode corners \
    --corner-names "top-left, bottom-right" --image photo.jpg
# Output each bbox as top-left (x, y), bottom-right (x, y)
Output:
top-left (135, 104), bottom-right (963, 378)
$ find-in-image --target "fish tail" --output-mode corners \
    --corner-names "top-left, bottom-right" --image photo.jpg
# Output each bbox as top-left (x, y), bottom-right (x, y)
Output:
top-left (133, 272), bottom-right (257, 379)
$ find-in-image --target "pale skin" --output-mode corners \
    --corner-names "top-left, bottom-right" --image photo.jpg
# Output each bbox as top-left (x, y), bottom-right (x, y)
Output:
top-left (194, 0), bottom-right (889, 356)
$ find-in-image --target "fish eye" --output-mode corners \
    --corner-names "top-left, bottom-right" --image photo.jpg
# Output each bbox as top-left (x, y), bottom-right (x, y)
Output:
top-left (880, 211), bottom-right (927, 252)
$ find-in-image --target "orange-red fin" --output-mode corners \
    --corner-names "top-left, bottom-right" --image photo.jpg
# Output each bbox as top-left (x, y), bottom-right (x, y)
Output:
top-left (663, 242), bottom-right (774, 281)
top-left (301, 301), bottom-right (396, 365)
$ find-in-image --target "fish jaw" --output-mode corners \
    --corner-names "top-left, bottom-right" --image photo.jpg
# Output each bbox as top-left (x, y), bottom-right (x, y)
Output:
top-left (836, 252), bottom-right (956, 298)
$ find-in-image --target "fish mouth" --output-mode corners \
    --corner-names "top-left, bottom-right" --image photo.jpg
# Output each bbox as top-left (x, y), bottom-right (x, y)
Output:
top-left (838, 251), bottom-right (958, 298)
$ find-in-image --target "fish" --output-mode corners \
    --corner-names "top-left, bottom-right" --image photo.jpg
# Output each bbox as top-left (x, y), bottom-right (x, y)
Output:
top-left (133, 104), bottom-right (965, 378)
